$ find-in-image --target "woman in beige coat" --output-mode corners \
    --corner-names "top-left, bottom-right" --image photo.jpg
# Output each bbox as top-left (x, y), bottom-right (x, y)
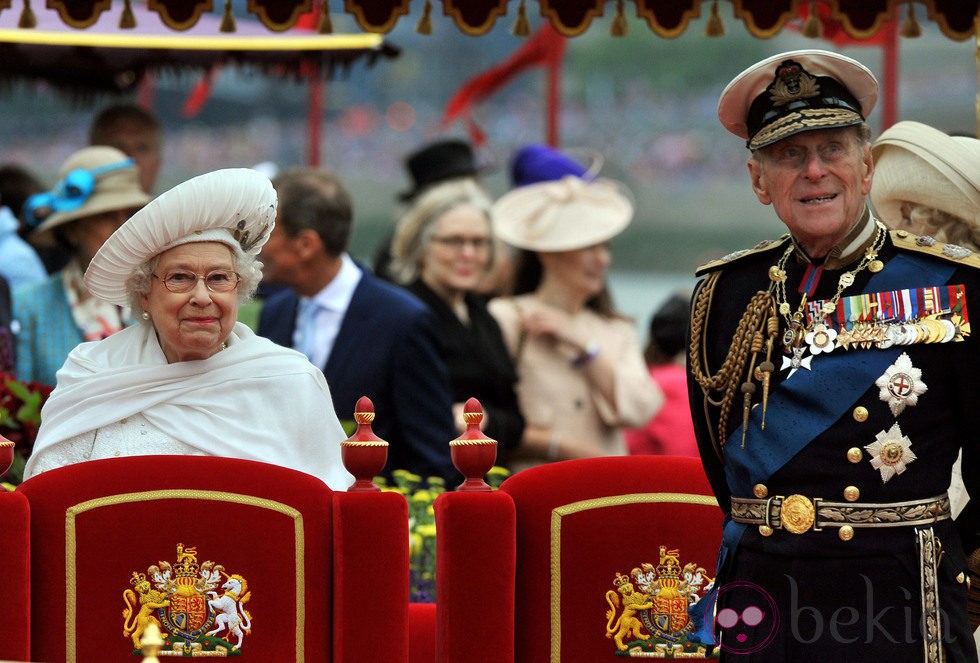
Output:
top-left (488, 167), bottom-right (662, 472)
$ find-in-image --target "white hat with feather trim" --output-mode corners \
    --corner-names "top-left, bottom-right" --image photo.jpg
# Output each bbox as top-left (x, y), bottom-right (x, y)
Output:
top-left (84, 168), bottom-right (276, 305)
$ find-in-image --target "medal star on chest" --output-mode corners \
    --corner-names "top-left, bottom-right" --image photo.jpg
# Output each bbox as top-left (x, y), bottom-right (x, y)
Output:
top-left (875, 351), bottom-right (927, 416)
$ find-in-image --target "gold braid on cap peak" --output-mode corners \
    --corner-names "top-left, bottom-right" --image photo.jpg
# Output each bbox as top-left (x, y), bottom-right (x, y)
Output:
top-left (689, 272), bottom-right (776, 457)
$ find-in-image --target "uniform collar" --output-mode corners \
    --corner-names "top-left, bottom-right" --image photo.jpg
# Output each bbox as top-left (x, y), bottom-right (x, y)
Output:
top-left (791, 206), bottom-right (877, 270)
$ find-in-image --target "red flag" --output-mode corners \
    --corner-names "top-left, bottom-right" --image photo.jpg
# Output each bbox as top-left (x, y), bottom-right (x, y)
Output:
top-left (441, 24), bottom-right (566, 146)
top-left (182, 66), bottom-right (219, 118)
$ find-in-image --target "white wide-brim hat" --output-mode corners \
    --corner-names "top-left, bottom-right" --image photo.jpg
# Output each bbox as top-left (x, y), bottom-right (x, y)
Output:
top-left (85, 168), bottom-right (276, 305)
top-left (871, 121), bottom-right (980, 229)
top-left (491, 175), bottom-right (633, 252)
top-left (718, 49), bottom-right (878, 150)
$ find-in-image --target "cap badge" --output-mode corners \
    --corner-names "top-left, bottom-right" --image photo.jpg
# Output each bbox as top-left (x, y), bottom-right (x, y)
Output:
top-left (769, 60), bottom-right (820, 107)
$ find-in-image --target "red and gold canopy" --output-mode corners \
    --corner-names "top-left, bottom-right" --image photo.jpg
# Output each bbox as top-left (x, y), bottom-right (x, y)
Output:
top-left (1, 0), bottom-right (975, 40)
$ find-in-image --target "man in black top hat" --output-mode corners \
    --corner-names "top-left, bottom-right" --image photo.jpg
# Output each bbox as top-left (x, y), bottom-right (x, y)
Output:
top-left (687, 49), bottom-right (980, 661)
top-left (373, 138), bottom-right (485, 281)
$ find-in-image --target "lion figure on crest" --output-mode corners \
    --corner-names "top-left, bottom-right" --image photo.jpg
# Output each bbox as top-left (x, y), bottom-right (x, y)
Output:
top-left (605, 573), bottom-right (653, 651)
top-left (122, 575), bottom-right (170, 650)
top-left (207, 574), bottom-right (252, 650)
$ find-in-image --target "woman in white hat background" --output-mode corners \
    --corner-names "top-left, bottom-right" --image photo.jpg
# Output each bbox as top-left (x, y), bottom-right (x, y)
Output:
top-left (12, 146), bottom-right (150, 386)
top-left (487, 164), bottom-right (662, 472)
top-left (871, 120), bottom-right (980, 250)
top-left (23, 168), bottom-right (353, 490)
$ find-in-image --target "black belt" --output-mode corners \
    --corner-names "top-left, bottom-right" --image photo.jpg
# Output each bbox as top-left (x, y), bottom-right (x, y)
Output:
top-left (731, 493), bottom-right (950, 535)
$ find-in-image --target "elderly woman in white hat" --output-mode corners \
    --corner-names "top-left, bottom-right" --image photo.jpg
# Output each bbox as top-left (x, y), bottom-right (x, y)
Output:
top-left (23, 169), bottom-right (353, 490)
top-left (487, 170), bottom-right (662, 472)
top-left (872, 120), bottom-right (980, 250)
top-left (13, 146), bottom-right (150, 386)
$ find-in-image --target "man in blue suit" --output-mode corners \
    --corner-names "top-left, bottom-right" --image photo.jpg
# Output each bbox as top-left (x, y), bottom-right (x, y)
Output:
top-left (257, 167), bottom-right (459, 486)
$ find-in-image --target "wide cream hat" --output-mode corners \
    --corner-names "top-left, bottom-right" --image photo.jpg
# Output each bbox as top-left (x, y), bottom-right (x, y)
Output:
top-left (718, 49), bottom-right (878, 150)
top-left (871, 121), bottom-right (980, 228)
top-left (27, 145), bottom-right (150, 240)
top-left (84, 168), bottom-right (276, 305)
top-left (491, 175), bottom-right (633, 252)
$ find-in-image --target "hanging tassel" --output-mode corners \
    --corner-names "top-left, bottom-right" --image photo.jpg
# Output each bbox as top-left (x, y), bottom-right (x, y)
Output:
top-left (220, 0), bottom-right (237, 32)
top-left (18, 0), bottom-right (36, 28)
top-left (611, 0), bottom-right (628, 36)
top-left (705, 0), bottom-right (725, 37)
top-left (119, 0), bottom-right (137, 29)
top-left (416, 0), bottom-right (432, 34)
top-left (901, 2), bottom-right (921, 38)
top-left (801, 1), bottom-right (820, 38)
top-left (512, 0), bottom-right (531, 36)
top-left (317, 0), bottom-right (333, 34)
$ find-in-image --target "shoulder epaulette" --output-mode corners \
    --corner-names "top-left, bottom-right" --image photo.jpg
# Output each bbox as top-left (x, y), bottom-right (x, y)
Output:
top-left (695, 234), bottom-right (791, 276)
top-left (890, 229), bottom-right (980, 270)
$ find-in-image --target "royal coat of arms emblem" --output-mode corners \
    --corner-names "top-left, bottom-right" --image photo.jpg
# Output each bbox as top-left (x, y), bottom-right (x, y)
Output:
top-left (122, 543), bottom-right (252, 656)
top-left (604, 545), bottom-right (719, 658)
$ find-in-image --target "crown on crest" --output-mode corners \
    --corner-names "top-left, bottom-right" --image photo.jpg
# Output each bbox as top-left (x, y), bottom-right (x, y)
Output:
top-left (613, 572), bottom-right (631, 588)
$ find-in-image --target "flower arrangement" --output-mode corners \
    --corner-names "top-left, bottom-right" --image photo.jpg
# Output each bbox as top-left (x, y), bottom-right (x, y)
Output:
top-left (377, 465), bottom-right (511, 603)
top-left (0, 372), bottom-right (53, 488)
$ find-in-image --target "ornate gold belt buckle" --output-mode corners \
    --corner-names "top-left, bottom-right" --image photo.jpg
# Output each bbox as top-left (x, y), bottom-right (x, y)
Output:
top-left (779, 494), bottom-right (816, 534)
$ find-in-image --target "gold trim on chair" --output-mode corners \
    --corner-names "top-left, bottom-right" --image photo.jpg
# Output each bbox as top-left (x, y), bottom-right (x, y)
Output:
top-left (549, 492), bottom-right (719, 662)
top-left (64, 489), bottom-right (306, 663)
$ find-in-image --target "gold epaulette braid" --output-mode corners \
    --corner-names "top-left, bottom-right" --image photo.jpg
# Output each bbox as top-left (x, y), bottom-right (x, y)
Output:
top-left (689, 271), bottom-right (773, 454)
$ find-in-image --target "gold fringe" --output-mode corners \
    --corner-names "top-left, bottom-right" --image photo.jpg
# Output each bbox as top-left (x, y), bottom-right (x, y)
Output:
top-left (802, 1), bottom-right (820, 38)
top-left (901, 2), bottom-right (921, 38)
top-left (416, 0), bottom-right (432, 34)
top-left (512, 0), bottom-right (531, 36)
top-left (317, 3), bottom-right (333, 34)
top-left (220, 0), bottom-right (237, 33)
top-left (18, 0), bottom-right (36, 28)
top-left (119, 0), bottom-right (137, 29)
top-left (611, 0), bottom-right (628, 36)
top-left (705, 0), bottom-right (725, 37)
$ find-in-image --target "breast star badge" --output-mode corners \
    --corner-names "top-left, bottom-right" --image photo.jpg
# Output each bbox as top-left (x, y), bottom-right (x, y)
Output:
top-left (864, 422), bottom-right (917, 483)
top-left (875, 352), bottom-right (927, 416)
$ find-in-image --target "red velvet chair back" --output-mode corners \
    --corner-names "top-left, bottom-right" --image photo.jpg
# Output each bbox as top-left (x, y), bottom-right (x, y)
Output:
top-left (499, 455), bottom-right (723, 662)
top-left (0, 489), bottom-right (30, 661)
top-left (13, 455), bottom-right (408, 663)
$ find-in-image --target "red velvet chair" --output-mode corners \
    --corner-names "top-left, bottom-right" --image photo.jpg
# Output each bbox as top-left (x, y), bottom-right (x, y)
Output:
top-left (3, 455), bottom-right (408, 663)
top-left (435, 455), bottom-right (723, 662)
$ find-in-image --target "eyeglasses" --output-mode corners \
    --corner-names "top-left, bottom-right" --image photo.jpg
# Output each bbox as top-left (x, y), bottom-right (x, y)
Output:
top-left (430, 235), bottom-right (492, 251)
top-left (22, 158), bottom-right (135, 228)
top-left (152, 269), bottom-right (241, 294)
top-left (760, 141), bottom-right (854, 170)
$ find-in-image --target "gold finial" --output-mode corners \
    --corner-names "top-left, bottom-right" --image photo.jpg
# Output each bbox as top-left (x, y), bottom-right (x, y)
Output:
top-left (140, 622), bottom-right (164, 662)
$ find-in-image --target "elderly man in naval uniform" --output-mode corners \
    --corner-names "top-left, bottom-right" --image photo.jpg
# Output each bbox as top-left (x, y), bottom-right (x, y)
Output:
top-left (687, 49), bottom-right (980, 661)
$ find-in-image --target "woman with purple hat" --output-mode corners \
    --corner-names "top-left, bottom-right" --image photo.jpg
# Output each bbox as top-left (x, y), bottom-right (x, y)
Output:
top-left (488, 145), bottom-right (662, 472)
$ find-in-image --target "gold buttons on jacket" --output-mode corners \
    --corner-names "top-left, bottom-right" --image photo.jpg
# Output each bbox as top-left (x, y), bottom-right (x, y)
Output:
top-left (852, 406), bottom-right (868, 422)
top-left (759, 525), bottom-right (773, 537)
top-left (957, 572), bottom-right (966, 584)
top-left (847, 448), bottom-right (863, 463)
top-left (843, 486), bottom-right (860, 502)
top-left (839, 525), bottom-right (855, 541)
top-left (753, 484), bottom-right (769, 498)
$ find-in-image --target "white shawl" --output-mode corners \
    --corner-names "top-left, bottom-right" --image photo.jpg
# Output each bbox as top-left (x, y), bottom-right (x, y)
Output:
top-left (25, 321), bottom-right (354, 490)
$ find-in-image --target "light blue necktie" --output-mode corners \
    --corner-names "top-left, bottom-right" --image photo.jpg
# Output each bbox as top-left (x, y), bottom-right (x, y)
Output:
top-left (296, 298), bottom-right (322, 363)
